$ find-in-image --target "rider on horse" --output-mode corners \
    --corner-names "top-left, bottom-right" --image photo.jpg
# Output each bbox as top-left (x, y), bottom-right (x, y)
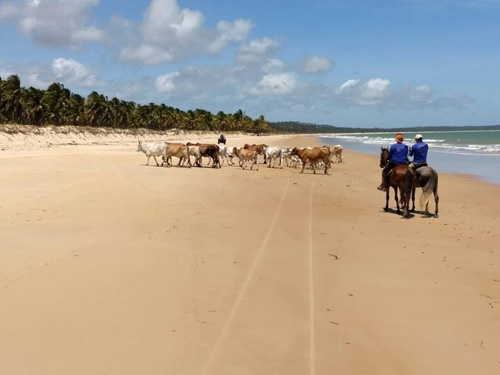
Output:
top-left (377, 133), bottom-right (409, 192)
top-left (409, 134), bottom-right (428, 170)
top-left (218, 134), bottom-right (226, 145)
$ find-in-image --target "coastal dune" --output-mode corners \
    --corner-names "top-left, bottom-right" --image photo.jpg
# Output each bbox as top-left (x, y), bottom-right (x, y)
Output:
top-left (0, 129), bottom-right (499, 375)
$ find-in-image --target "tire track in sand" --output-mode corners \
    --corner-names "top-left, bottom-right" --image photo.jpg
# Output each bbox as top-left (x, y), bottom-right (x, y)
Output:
top-left (308, 177), bottom-right (316, 375)
top-left (202, 176), bottom-right (318, 375)
top-left (202, 176), bottom-right (292, 375)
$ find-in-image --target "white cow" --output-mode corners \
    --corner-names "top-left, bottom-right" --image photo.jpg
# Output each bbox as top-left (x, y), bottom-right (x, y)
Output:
top-left (186, 144), bottom-right (202, 167)
top-left (137, 140), bottom-right (168, 166)
top-left (281, 147), bottom-right (293, 167)
top-left (326, 144), bottom-right (345, 163)
top-left (264, 146), bottom-right (283, 168)
top-left (219, 146), bottom-right (235, 166)
top-left (282, 147), bottom-right (302, 168)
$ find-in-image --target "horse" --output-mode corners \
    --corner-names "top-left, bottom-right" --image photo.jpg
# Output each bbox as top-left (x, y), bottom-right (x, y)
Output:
top-left (379, 147), bottom-right (415, 217)
top-left (411, 164), bottom-right (439, 217)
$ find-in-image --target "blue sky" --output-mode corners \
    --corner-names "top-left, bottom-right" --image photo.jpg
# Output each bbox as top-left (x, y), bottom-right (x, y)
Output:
top-left (1, 0), bottom-right (499, 128)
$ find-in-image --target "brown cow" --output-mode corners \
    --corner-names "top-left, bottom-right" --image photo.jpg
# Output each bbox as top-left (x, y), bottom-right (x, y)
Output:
top-left (243, 143), bottom-right (268, 164)
top-left (290, 147), bottom-right (331, 174)
top-left (233, 147), bottom-right (259, 170)
top-left (186, 142), bottom-right (221, 168)
top-left (164, 143), bottom-right (191, 167)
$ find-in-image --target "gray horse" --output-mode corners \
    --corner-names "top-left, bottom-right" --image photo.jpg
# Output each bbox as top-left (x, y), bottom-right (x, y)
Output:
top-left (412, 165), bottom-right (439, 217)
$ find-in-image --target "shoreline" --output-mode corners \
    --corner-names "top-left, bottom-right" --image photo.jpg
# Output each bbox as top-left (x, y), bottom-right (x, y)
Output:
top-left (1, 127), bottom-right (499, 374)
top-left (317, 133), bottom-right (500, 187)
top-left (0, 125), bottom-right (497, 187)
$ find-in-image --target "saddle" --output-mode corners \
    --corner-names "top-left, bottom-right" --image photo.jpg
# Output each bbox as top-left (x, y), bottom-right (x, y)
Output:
top-left (411, 162), bottom-right (428, 170)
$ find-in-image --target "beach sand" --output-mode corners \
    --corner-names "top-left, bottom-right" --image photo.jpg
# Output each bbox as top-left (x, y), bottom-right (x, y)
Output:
top-left (1, 128), bottom-right (499, 375)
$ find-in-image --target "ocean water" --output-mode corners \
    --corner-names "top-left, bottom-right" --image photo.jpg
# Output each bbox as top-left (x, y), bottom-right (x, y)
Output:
top-left (319, 130), bottom-right (500, 186)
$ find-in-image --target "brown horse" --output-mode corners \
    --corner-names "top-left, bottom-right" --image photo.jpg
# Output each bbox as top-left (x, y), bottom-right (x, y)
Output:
top-left (412, 165), bottom-right (439, 217)
top-left (379, 147), bottom-right (414, 217)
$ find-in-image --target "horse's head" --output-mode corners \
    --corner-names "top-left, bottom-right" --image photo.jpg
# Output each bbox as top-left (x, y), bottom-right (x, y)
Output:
top-left (379, 147), bottom-right (389, 168)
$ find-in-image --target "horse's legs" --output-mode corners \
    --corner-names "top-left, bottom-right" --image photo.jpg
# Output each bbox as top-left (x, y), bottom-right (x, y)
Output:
top-left (394, 187), bottom-right (401, 214)
top-left (434, 187), bottom-right (439, 217)
top-left (403, 188), bottom-right (412, 217)
top-left (411, 188), bottom-right (416, 212)
top-left (384, 189), bottom-right (390, 212)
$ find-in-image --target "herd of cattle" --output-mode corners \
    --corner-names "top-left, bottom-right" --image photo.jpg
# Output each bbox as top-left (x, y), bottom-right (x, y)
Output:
top-left (137, 140), bottom-right (345, 174)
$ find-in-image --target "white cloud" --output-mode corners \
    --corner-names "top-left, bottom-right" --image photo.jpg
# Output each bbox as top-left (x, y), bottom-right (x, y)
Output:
top-left (0, 63), bottom-right (15, 79)
top-left (52, 58), bottom-right (102, 87)
top-left (109, 79), bottom-right (155, 103)
top-left (120, 45), bottom-right (178, 66)
top-left (338, 79), bottom-right (360, 91)
top-left (236, 37), bottom-right (281, 65)
top-left (25, 73), bottom-right (48, 88)
top-left (334, 78), bottom-right (391, 105)
top-left (300, 56), bottom-right (334, 73)
top-left (206, 19), bottom-right (252, 53)
top-left (156, 72), bottom-right (180, 93)
top-left (0, 2), bottom-right (21, 18)
top-left (247, 73), bottom-right (299, 96)
top-left (359, 78), bottom-right (390, 104)
top-left (0, 0), bottom-right (104, 47)
top-left (262, 58), bottom-right (286, 74)
top-left (119, 0), bottom-right (253, 64)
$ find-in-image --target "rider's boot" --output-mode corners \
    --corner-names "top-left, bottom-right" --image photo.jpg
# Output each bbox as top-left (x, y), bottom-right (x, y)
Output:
top-left (377, 177), bottom-right (388, 192)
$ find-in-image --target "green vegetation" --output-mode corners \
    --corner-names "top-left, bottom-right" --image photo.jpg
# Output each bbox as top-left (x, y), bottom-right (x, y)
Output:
top-left (270, 121), bottom-right (367, 133)
top-left (271, 121), bottom-right (500, 134)
top-left (0, 74), bottom-right (273, 134)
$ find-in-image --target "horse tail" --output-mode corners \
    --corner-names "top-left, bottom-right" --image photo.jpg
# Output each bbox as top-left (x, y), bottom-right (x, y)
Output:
top-left (419, 172), bottom-right (437, 211)
top-left (404, 169), bottom-right (414, 205)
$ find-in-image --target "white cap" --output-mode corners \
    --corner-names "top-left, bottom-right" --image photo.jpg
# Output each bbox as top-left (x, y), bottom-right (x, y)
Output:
top-left (415, 134), bottom-right (423, 140)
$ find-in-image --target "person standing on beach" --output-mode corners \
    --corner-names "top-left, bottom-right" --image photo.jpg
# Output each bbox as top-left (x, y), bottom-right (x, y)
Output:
top-left (377, 133), bottom-right (409, 192)
top-left (409, 134), bottom-right (428, 169)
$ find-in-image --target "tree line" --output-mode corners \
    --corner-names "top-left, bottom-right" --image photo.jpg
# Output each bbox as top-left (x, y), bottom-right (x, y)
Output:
top-left (270, 121), bottom-right (500, 134)
top-left (0, 74), bottom-right (274, 134)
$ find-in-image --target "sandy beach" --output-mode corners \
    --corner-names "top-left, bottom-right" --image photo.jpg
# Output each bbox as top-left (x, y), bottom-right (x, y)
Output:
top-left (1, 128), bottom-right (499, 375)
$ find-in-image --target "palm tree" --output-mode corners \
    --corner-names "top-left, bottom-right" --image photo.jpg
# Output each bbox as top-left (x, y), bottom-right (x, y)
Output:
top-left (232, 109), bottom-right (244, 130)
top-left (65, 93), bottom-right (85, 126)
top-left (21, 87), bottom-right (45, 125)
top-left (0, 74), bottom-right (24, 123)
top-left (42, 82), bottom-right (71, 126)
top-left (84, 91), bottom-right (108, 126)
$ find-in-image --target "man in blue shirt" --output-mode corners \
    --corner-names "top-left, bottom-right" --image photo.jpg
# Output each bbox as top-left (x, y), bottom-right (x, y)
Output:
top-left (377, 133), bottom-right (409, 191)
top-left (409, 134), bottom-right (428, 169)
